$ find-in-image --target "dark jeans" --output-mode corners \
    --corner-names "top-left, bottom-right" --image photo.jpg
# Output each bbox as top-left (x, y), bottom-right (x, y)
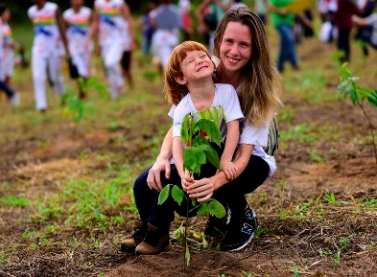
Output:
top-left (276, 23), bottom-right (298, 72)
top-left (133, 155), bottom-right (270, 230)
top-left (337, 28), bottom-right (352, 63)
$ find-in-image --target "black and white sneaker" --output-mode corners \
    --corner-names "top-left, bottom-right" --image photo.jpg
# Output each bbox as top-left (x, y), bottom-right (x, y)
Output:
top-left (219, 207), bottom-right (258, 252)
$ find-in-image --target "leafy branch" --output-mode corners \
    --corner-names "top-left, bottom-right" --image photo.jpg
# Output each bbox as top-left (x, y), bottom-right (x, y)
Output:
top-left (158, 105), bottom-right (226, 272)
top-left (337, 63), bottom-right (377, 164)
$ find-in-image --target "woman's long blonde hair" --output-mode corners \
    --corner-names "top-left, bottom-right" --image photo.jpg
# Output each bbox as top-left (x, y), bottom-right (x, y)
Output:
top-left (165, 41), bottom-right (212, 105)
top-left (213, 8), bottom-right (282, 127)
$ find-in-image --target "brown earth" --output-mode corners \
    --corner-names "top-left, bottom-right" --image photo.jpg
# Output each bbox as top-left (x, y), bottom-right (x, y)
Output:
top-left (1, 33), bottom-right (377, 277)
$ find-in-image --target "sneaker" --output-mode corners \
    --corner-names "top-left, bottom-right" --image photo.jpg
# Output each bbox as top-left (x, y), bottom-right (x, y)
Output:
top-left (135, 223), bottom-right (170, 255)
top-left (219, 207), bottom-right (258, 252)
top-left (204, 207), bottom-right (230, 243)
top-left (120, 220), bottom-right (147, 253)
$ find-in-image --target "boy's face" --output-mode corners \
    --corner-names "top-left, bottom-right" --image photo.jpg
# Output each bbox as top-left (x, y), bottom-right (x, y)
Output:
top-left (1, 9), bottom-right (10, 22)
top-left (177, 50), bottom-right (214, 85)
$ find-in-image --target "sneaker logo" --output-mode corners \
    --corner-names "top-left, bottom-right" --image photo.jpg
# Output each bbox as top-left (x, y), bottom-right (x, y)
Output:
top-left (241, 223), bottom-right (253, 235)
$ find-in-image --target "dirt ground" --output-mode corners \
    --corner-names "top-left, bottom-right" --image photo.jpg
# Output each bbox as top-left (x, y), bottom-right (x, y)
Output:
top-left (1, 34), bottom-right (377, 277)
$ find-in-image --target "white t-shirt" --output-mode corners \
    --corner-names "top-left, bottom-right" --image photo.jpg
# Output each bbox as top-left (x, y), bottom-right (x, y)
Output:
top-left (94, 0), bottom-right (125, 45)
top-left (172, 83), bottom-right (244, 141)
top-left (63, 7), bottom-right (92, 54)
top-left (254, 0), bottom-right (267, 14)
top-left (366, 14), bottom-right (377, 46)
top-left (28, 2), bottom-right (61, 56)
top-left (168, 84), bottom-right (277, 176)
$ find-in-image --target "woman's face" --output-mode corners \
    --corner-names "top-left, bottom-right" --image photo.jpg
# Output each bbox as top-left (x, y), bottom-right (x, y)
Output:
top-left (219, 22), bottom-right (252, 74)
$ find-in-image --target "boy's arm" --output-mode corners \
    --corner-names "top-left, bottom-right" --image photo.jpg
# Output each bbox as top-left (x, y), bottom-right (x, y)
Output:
top-left (221, 120), bottom-right (239, 164)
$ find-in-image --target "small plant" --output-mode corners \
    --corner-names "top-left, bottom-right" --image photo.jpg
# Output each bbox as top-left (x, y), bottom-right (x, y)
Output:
top-left (324, 192), bottom-right (337, 204)
top-left (338, 63), bottom-right (377, 164)
top-left (62, 77), bottom-right (108, 134)
top-left (158, 106), bottom-right (226, 272)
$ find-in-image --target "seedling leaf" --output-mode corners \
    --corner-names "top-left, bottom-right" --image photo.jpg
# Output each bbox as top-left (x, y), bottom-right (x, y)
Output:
top-left (171, 185), bottom-right (185, 206)
top-left (158, 185), bottom-right (171, 205)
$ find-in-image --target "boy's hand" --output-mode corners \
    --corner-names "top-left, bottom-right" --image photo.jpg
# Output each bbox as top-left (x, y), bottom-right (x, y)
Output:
top-left (220, 161), bottom-right (237, 181)
top-left (181, 170), bottom-right (194, 192)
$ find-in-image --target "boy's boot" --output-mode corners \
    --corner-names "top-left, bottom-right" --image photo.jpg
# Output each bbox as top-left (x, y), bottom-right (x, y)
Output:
top-left (120, 220), bottom-right (147, 253)
top-left (134, 223), bottom-right (170, 255)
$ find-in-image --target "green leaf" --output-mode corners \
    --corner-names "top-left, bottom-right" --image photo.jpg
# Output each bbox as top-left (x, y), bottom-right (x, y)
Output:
top-left (171, 185), bottom-right (185, 206)
top-left (185, 246), bottom-right (191, 268)
top-left (181, 113), bottom-right (193, 144)
top-left (158, 185), bottom-right (171, 205)
top-left (196, 202), bottom-right (210, 216)
top-left (207, 199), bottom-right (226, 219)
top-left (183, 147), bottom-right (206, 174)
top-left (196, 141), bottom-right (220, 169)
top-left (367, 90), bottom-right (377, 107)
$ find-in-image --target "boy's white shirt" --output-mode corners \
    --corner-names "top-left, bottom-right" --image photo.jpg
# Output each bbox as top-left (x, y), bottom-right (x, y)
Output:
top-left (0, 18), bottom-right (3, 57)
top-left (168, 84), bottom-right (277, 176)
top-left (172, 83), bottom-right (244, 140)
top-left (366, 14), bottom-right (377, 46)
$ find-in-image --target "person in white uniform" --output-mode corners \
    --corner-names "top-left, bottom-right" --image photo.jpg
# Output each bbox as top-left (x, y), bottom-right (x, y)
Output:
top-left (63, 0), bottom-right (93, 98)
top-left (0, 3), bottom-right (19, 107)
top-left (150, 0), bottom-right (182, 71)
top-left (88, 0), bottom-right (134, 100)
top-left (28, 0), bottom-right (69, 112)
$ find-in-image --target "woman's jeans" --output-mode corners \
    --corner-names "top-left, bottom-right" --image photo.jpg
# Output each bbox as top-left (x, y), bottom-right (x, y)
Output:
top-left (276, 23), bottom-right (298, 72)
top-left (132, 155), bottom-right (270, 231)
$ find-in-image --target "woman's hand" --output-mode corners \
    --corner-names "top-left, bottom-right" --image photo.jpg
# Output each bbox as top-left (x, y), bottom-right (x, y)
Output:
top-left (147, 159), bottom-right (171, 192)
top-left (187, 178), bottom-right (214, 203)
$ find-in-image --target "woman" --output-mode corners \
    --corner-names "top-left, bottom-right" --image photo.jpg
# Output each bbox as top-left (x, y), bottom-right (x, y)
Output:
top-left (121, 8), bottom-right (281, 255)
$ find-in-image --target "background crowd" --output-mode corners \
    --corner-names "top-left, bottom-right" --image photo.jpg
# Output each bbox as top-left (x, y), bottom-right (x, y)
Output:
top-left (0, 0), bottom-right (376, 110)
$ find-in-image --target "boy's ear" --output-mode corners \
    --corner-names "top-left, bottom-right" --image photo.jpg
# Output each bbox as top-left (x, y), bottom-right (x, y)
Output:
top-left (175, 75), bottom-right (187, 85)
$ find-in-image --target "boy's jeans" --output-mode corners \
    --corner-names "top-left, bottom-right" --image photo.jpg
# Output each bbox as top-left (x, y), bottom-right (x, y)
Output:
top-left (276, 23), bottom-right (298, 72)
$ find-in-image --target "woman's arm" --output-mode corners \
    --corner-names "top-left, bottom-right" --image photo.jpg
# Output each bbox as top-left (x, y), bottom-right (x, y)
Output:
top-left (187, 143), bottom-right (254, 202)
top-left (146, 126), bottom-right (174, 191)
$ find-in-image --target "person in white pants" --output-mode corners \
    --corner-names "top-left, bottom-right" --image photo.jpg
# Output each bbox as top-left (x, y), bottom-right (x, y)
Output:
top-left (28, 0), bottom-right (70, 112)
top-left (88, 0), bottom-right (134, 100)
top-left (63, 0), bottom-right (93, 98)
top-left (150, 0), bottom-right (182, 72)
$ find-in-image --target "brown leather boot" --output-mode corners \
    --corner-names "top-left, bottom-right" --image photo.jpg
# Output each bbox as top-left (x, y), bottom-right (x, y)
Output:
top-left (134, 223), bottom-right (170, 255)
top-left (120, 220), bottom-right (147, 253)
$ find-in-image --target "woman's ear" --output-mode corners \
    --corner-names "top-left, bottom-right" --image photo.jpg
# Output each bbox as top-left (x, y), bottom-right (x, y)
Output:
top-left (175, 75), bottom-right (187, 85)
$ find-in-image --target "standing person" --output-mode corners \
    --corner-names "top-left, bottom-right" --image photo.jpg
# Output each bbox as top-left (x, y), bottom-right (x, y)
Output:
top-left (28, 0), bottom-right (69, 112)
top-left (150, 0), bottom-right (182, 72)
top-left (0, 3), bottom-right (19, 107)
top-left (120, 8), bottom-right (281, 254)
top-left (355, 0), bottom-right (376, 57)
top-left (269, 0), bottom-right (299, 72)
top-left (334, 0), bottom-right (360, 63)
top-left (254, 0), bottom-right (268, 24)
top-left (196, 0), bottom-right (235, 52)
top-left (140, 2), bottom-right (156, 55)
top-left (119, 17), bottom-right (134, 91)
top-left (88, 0), bottom-right (134, 100)
top-left (63, 0), bottom-right (93, 99)
top-left (178, 0), bottom-right (192, 41)
top-left (352, 12), bottom-right (377, 50)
